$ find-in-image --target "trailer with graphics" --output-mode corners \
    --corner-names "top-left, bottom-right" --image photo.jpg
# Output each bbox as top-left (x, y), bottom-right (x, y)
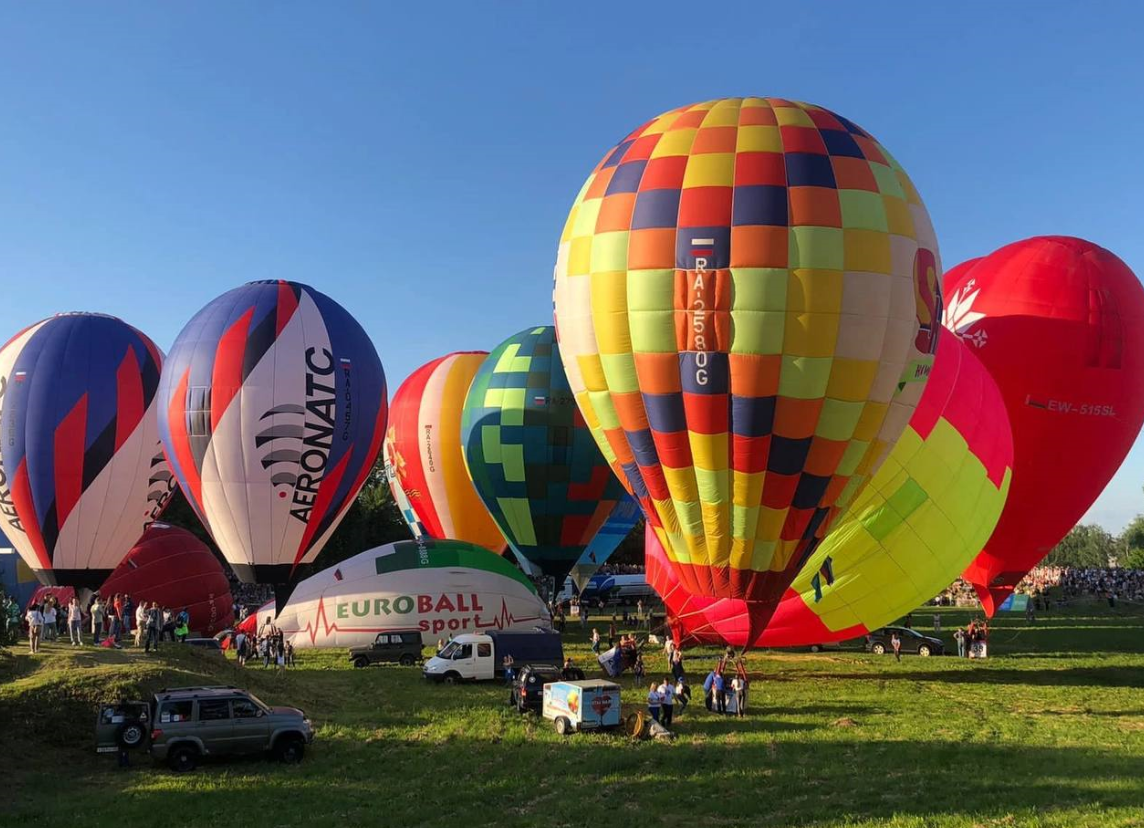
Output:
top-left (542, 680), bottom-right (622, 735)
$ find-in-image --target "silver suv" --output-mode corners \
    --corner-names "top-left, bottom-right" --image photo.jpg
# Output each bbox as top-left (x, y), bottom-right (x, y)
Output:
top-left (95, 686), bottom-right (314, 772)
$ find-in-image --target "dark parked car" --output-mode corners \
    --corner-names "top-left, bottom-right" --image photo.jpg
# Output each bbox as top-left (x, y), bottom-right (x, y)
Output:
top-left (183, 638), bottom-right (223, 654)
top-left (865, 627), bottom-right (944, 657)
top-left (509, 664), bottom-right (563, 713)
top-left (349, 630), bottom-right (423, 668)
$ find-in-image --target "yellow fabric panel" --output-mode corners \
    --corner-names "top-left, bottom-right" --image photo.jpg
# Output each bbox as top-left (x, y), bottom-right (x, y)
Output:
top-left (689, 432), bottom-right (729, 472)
top-left (662, 464), bottom-right (700, 502)
top-left (783, 311), bottom-right (840, 358)
top-left (733, 470), bottom-right (765, 508)
top-left (649, 127), bottom-right (697, 157)
top-left (826, 359), bottom-right (879, 402)
top-left (682, 152), bottom-right (735, 188)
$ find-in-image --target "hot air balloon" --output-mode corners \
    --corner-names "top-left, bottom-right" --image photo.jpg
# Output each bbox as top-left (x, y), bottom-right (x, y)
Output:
top-left (239, 538), bottom-right (550, 649)
top-left (943, 237), bottom-right (1144, 614)
top-left (385, 352), bottom-right (506, 553)
top-left (461, 326), bottom-right (628, 583)
top-left (553, 97), bottom-right (941, 641)
top-left (0, 313), bottom-right (173, 588)
top-left (645, 528), bottom-right (726, 647)
top-left (101, 522), bottom-right (234, 635)
top-left (649, 331), bottom-right (1013, 648)
top-left (567, 494), bottom-right (642, 594)
top-left (157, 281), bottom-right (388, 604)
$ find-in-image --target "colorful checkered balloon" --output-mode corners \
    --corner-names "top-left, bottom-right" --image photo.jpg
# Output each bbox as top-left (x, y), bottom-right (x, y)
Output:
top-left (460, 326), bottom-right (628, 582)
top-left (553, 97), bottom-right (941, 637)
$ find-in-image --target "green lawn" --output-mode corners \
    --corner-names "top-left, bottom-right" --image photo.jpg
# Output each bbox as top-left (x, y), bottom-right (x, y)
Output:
top-left (3, 604), bottom-right (1144, 827)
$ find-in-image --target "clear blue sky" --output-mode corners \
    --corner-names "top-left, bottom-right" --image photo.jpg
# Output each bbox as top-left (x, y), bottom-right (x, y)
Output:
top-left (1, 3), bottom-right (1142, 531)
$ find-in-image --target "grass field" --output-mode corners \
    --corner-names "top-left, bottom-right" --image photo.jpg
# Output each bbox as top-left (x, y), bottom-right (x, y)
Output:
top-left (4, 604), bottom-right (1144, 827)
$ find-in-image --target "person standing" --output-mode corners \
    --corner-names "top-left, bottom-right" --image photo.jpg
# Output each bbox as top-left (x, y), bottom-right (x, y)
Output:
top-left (175, 607), bottom-right (190, 641)
top-left (954, 628), bottom-right (966, 658)
top-left (90, 596), bottom-right (105, 645)
top-left (671, 649), bottom-right (685, 682)
top-left (107, 595), bottom-right (121, 644)
top-left (26, 603), bottom-right (44, 654)
top-left (703, 669), bottom-right (716, 711)
top-left (633, 653), bottom-right (645, 687)
top-left (608, 618), bottom-right (616, 648)
top-left (67, 597), bottom-right (83, 646)
top-left (122, 595), bottom-right (133, 641)
top-left (646, 683), bottom-right (662, 723)
top-left (590, 628), bottom-right (601, 654)
top-left (891, 632), bottom-right (902, 663)
top-left (42, 599), bottom-right (57, 643)
top-left (144, 602), bottom-right (161, 653)
top-left (134, 601), bottom-right (147, 647)
top-left (659, 679), bottom-right (675, 727)
top-left (731, 673), bottom-right (746, 718)
top-left (713, 670), bottom-right (727, 715)
top-left (234, 629), bottom-right (248, 666)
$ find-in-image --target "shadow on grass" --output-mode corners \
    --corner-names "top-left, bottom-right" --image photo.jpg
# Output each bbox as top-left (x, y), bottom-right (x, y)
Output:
top-left (29, 734), bottom-right (1144, 827)
top-left (807, 665), bottom-right (1144, 688)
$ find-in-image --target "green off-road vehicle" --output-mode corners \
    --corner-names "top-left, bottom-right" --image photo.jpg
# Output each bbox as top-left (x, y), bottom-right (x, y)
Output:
top-left (95, 686), bottom-right (313, 772)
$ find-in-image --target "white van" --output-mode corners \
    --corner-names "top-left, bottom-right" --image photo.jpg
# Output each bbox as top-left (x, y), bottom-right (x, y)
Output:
top-left (422, 630), bottom-right (563, 684)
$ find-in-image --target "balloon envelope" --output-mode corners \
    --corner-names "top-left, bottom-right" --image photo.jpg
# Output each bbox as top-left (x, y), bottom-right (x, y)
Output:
top-left (385, 352), bottom-right (506, 553)
top-left (568, 495), bottom-right (642, 593)
top-left (461, 326), bottom-right (627, 582)
top-left (157, 280), bottom-right (388, 586)
top-left (554, 97), bottom-right (941, 635)
top-left (943, 237), bottom-right (1144, 614)
top-left (0, 313), bottom-right (171, 588)
top-left (255, 538), bottom-right (550, 648)
top-left (101, 522), bottom-right (234, 635)
top-left (649, 331), bottom-right (1013, 647)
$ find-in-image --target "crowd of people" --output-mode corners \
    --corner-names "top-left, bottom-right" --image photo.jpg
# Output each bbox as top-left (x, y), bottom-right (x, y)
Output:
top-left (226, 615), bottom-right (295, 670)
top-left (934, 566), bottom-right (1144, 610)
top-left (16, 591), bottom-right (194, 654)
top-left (594, 564), bottom-right (644, 576)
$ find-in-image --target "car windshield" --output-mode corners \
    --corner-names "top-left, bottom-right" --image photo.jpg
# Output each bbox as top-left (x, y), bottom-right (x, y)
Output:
top-left (243, 692), bottom-right (270, 712)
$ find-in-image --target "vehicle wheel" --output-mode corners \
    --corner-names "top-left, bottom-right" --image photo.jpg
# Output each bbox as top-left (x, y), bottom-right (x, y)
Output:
top-left (871, 643), bottom-right (886, 655)
top-left (353, 657), bottom-right (369, 669)
top-left (276, 735), bottom-right (306, 764)
top-left (917, 645), bottom-right (932, 657)
top-left (443, 672), bottom-right (462, 686)
top-left (809, 644), bottom-right (822, 653)
top-left (555, 716), bottom-right (571, 736)
top-left (167, 745), bottom-right (198, 773)
top-left (116, 721), bottom-right (146, 750)
top-left (399, 654), bottom-right (415, 667)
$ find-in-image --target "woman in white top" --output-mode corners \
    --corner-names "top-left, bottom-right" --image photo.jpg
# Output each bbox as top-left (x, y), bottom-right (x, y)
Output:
top-left (42, 601), bottom-right (57, 642)
top-left (134, 602), bottom-right (147, 647)
top-left (26, 604), bottom-right (45, 654)
top-left (68, 598), bottom-right (84, 646)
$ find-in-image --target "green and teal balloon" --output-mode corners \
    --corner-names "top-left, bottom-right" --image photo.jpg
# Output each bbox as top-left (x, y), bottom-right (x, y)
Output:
top-left (461, 326), bottom-right (627, 582)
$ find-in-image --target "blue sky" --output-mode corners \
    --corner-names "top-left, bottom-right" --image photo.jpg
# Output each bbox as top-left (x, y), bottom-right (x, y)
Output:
top-left (1, 3), bottom-right (1142, 531)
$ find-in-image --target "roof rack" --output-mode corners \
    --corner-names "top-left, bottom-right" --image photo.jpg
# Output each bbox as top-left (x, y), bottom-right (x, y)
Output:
top-left (158, 685), bottom-right (238, 693)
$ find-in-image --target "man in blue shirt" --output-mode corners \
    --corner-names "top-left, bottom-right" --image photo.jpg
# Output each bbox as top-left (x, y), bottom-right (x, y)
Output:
top-left (713, 671), bottom-right (727, 715)
top-left (703, 669), bottom-right (716, 711)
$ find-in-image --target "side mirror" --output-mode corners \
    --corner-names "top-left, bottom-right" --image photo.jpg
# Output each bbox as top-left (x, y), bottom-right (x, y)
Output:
top-left (256, 709), bottom-right (265, 718)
